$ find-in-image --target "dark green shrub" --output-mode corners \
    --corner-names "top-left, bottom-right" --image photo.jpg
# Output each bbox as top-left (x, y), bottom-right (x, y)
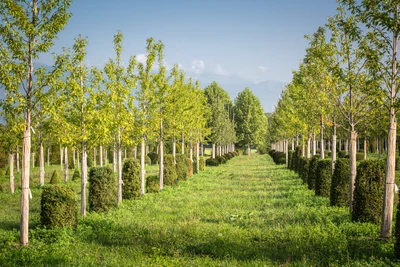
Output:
top-left (356, 152), bottom-right (364, 161)
top-left (307, 156), bottom-right (320, 190)
top-left (87, 154), bottom-right (93, 167)
top-left (293, 147), bottom-right (301, 173)
top-left (145, 155), bottom-right (151, 166)
top-left (275, 152), bottom-right (286, 165)
top-left (193, 157), bottom-right (198, 174)
top-left (50, 170), bottom-right (61, 184)
top-left (330, 158), bottom-right (350, 207)
top-left (187, 158), bottom-right (193, 177)
top-left (5, 166), bottom-right (9, 176)
top-left (72, 169), bottom-right (80, 182)
top-left (215, 155), bottom-right (227, 164)
top-left (315, 159), bottom-right (332, 197)
top-left (338, 151), bottom-right (347, 158)
top-left (176, 154), bottom-right (188, 181)
top-left (224, 153), bottom-right (232, 160)
top-left (199, 156), bottom-right (206, 171)
top-left (206, 158), bottom-right (219, 166)
top-left (147, 152), bottom-right (158, 165)
top-left (288, 150), bottom-right (295, 170)
top-left (396, 156), bottom-right (400, 171)
top-left (122, 158), bottom-right (141, 199)
top-left (164, 154), bottom-right (177, 186)
top-left (300, 157), bottom-right (310, 184)
top-left (352, 160), bottom-right (385, 224)
top-left (228, 152), bottom-right (235, 158)
top-left (40, 185), bottom-right (77, 228)
top-left (88, 166), bottom-right (116, 213)
top-left (146, 175), bottom-right (160, 193)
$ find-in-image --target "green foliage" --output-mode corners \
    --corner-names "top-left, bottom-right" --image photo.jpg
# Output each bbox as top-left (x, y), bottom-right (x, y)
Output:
top-left (330, 158), bottom-right (350, 207)
top-left (40, 185), bottom-right (77, 228)
top-left (215, 156), bottom-right (227, 164)
top-left (288, 150), bottom-right (295, 170)
top-left (298, 157), bottom-right (309, 184)
top-left (5, 166), bottom-right (9, 176)
top-left (307, 156), bottom-right (320, 190)
top-left (193, 157), bottom-right (198, 174)
top-left (352, 160), bottom-right (385, 224)
top-left (176, 154), bottom-right (188, 181)
top-left (88, 167), bottom-right (117, 213)
top-left (199, 156), bottom-right (206, 171)
top-left (187, 158), bottom-right (193, 177)
top-left (338, 151), bottom-right (347, 158)
top-left (356, 153), bottom-right (364, 161)
top-left (72, 169), bottom-right (80, 182)
top-left (50, 170), bottom-right (61, 184)
top-left (146, 175), bottom-right (160, 193)
top-left (0, 168), bottom-right (4, 177)
top-left (163, 154), bottom-right (177, 186)
top-left (122, 158), bottom-right (141, 199)
top-left (147, 152), bottom-right (158, 165)
top-left (293, 147), bottom-right (301, 173)
top-left (145, 155), bottom-right (151, 166)
top-left (206, 158), bottom-right (219, 166)
top-left (315, 159), bottom-right (332, 197)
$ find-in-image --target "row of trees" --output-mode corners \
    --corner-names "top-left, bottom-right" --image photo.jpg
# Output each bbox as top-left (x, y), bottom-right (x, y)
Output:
top-left (268, 0), bottom-right (399, 239)
top-left (0, 0), bottom-right (268, 246)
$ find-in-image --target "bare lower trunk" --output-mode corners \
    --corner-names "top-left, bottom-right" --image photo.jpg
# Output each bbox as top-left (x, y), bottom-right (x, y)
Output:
top-left (159, 139), bottom-right (164, 190)
top-left (100, 145), bottom-right (103, 166)
top-left (39, 142), bottom-right (45, 186)
top-left (117, 128), bottom-right (123, 205)
top-left (201, 143), bottom-right (204, 156)
top-left (20, 116), bottom-right (31, 245)
top-left (312, 132), bottom-right (316, 156)
top-left (93, 147), bottom-right (96, 167)
top-left (17, 146), bottom-right (20, 173)
top-left (381, 114), bottom-right (397, 238)
top-left (60, 146), bottom-right (63, 171)
top-left (134, 146), bottom-right (137, 159)
top-left (181, 132), bottom-right (185, 155)
top-left (247, 144), bottom-right (251, 156)
top-left (64, 147), bottom-right (68, 182)
top-left (140, 136), bottom-right (146, 195)
top-left (9, 152), bottom-right (14, 194)
top-left (332, 134), bottom-right (337, 175)
top-left (113, 141), bottom-right (116, 172)
top-left (212, 143), bottom-right (216, 158)
top-left (32, 152), bottom-right (35, 168)
top-left (173, 137), bottom-right (176, 163)
top-left (81, 144), bottom-right (87, 217)
top-left (47, 146), bottom-right (50, 167)
top-left (285, 140), bottom-right (289, 168)
top-left (196, 141), bottom-right (200, 173)
top-left (364, 137), bottom-right (367, 160)
top-left (307, 136), bottom-right (311, 159)
top-left (349, 130), bottom-right (357, 213)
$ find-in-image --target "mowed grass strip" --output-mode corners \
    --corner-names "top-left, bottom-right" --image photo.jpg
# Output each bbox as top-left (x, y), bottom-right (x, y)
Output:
top-left (0, 154), bottom-right (397, 266)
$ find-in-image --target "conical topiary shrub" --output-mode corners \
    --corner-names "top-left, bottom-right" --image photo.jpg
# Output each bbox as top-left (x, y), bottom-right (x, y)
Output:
top-left (50, 170), bottom-right (61, 184)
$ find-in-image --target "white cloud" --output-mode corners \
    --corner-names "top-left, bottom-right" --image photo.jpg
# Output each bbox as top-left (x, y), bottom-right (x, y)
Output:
top-left (214, 63), bottom-right (229, 76)
top-left (191, 59), bottom-right (205, 74)
top-left (258, 66), bottom-right (267, 72)
top-left (136, 53), bottom-right (147, 64)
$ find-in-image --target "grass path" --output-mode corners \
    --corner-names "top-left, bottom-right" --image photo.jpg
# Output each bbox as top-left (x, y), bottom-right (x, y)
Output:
top-left (0, 154), bottom-right (398, 266)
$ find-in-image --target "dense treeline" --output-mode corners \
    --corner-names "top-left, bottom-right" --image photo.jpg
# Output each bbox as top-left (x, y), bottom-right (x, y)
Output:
top-left (267, 0), bottom-right (400, 256)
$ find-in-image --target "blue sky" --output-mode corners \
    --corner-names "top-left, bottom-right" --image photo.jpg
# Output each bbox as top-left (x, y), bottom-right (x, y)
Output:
top-left (41, 0), bottom-right (339, 85)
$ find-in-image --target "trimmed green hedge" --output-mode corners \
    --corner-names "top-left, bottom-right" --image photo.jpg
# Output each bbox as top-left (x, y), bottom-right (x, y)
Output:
top-left (88, 166), bottom-right (116, 213)
top-left (147, 152), bottom-right (158, 165)
top-left (176, 154), bottom-right (188, 181)
top-left (352, 160), bottom-right (385, 224)
top-left (330, 158), bottom-right (350, 207)
top-left (199, 156), bottom-right (206, 171)
top-left (307, 156), bottom-right (320, 190)
top-left (146, 175), bottom-right (160, 193)
top-left (299, 157), bottom-right (310, 184)
top-left (288, 150), bottom-right (295, 170)
top-left (315, 159), bottom-right (332, 197)
top-left (40, 185), bottom-right (77, 228)
top-left (164, 154), bottom-right (177, 186)
top-left (206, 158), bottom-right (219, 166)
top-left (72, 169), bottom-right (80, 182)
top-left (122, 158), bottom-right (141, 199)
top-left (187, 158), bottom-right (193, 177)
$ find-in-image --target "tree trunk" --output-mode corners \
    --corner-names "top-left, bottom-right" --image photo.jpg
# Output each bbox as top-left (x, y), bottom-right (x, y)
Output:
top-left (60, 146), bottom-right (63, 171)
top-left (39, 142), bottom-right (45, 186)
top-left (117, 127), bottom-right (122, 205)
top-left (32, 152), bottom-right (35, 168)
top-left (285, 140), bottom-right (289, 168)
top-left (9, 152), bottom-right (14, 194)
top-left (312, 132), bottom-right (316, 156)
top-left (140, 136), bottom-right (146, 195)
top-left (47, 146), bottom-right (50, 167)
top-left (81, 144), bottom-right (87, 217)
top-left (291, 139), bottom-right (294, 150)
top-left (17, 146), bottom-right (20, 173)
top-left (196, 141), bottom-right (200, 173)
top-left (100, 145), bottom-right (103, 166)
top-left (113, 141), bottom-right (116, 172)
top-left (201, 143), bottom-right (204, 156)
top-left (247, 144), bottom-right (251, 156)
top-left (212, 143), bottom-right (216, 159)
top-left (364, 137), bottom-right (367, 160)
top-left (320, 117), bottom-right (325, 159)
top-left (332, 122), bottom-right (337, 175)
top-left (173, 137), bottom-right (176, 163)
top-left (134, 146), bottom-right (137, 159)
top-left (307, 136), bottom-right (311, 159)
top-left (349, 130), bottom-right (357, 213)
top-left (64, 147), bottom-right (68, 182)
top-left (93, 147), bottom-right (96, 167)
top-left (20, 112), bottom-right (31, 245)
top-left (181, 132), bottom-right (185, 155)
top-left (301, 141), bottom-right (305, 157)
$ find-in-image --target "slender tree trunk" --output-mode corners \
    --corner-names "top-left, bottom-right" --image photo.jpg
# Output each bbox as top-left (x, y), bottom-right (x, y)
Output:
top-left (181, 132), bottom-right (185, 155)
top-left (173, 136), bottom-right (176, 163)
top-left (81, 143), bottom-right (87, 217)
top-left (159, 120), bottom-right (164, 190)
top-left (60, 145), bottom-right (63, 171)
top-left (285, 140), bottom-right (289, 168)
top-left (20, 111), bottom-right (31, 245)
top-left (73, 148), bottom-right (76, 169)
top-left (32, 152), bottom-right (35, 168)
top-left (140, 136), bottom-right (146, 195)
top-left (332, 120), bottom-right (337, 175)
top-left (189, 130), bottom-right (193, 161)
top-left (113, 140), bottom-right (116, 172)
top-left (301, 141), bottom-right (305, 157)
top-left (17, 146), bottom-right (20, 173)
top-left (124, 147), bottom-right (127, 160)
top-left (77, 149), bottom-right (80, 170)
top-left (307, 135), bottom-right (311, 159)
top-left (345, 138), bottom-right (349, 153)
top-left (134, 146), bottom-right (137, 159)
top-left (93, 147), bottom-right (96, 167)
top-left (39, 142), bottom-right (45, 186)
top-left (47, 146), bottom-right (50, 167)
top-left (100, 145), bottom-right (103, 166)
top-left (320, 116), bottom-right (325, 159)
top-left (312, 131), bottom-right (316, 156)
top-left (201, 143), bottom-right (204, 156)
top-left (364, 137), bottom-right (367, 160)
top-left (291, 139), bottom-right (294, 151)
top-left (9, 152), bottom-right (14, 194)
top-left (212, 143), bottom-right (216, 159)
top-left (349, 130), bottom-right (357, 213)
top-left (196, 141), bottom-right (200, 173)
top-left (64, 147), bottom-right (68, 182)
top-left (117, 127), bottom-right (122, 205)
top-left (247, 144), bottom-right (251, 156)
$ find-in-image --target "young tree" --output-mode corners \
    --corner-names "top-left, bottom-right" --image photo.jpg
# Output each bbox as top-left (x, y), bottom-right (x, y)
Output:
top-left (0, 0), bottom-right (72, 245)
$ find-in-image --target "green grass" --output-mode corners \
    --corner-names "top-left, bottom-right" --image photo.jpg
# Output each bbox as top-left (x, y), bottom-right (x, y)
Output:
top-left (0, 155), bottom-right (399, 266)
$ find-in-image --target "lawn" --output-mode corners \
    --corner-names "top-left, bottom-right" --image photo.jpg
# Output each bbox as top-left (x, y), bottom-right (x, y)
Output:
top-left (0, 154), bottom-right (399, 266)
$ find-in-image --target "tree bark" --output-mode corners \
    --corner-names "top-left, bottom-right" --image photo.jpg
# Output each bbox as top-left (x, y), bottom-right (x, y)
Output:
top-left (93, 147), bottom-right (96, 167)
top-left (81, 144), bottom-right (87, 217)
top-left (307, 135), bottom-right (311, 159)
top-left (173, 137), bottom-right (176, 163)
top-left (60, 146), bottom-right (63, 171)
top-left (349, 130), bottom-right (357, 213)
top-left (312, 131), bottom-right (316, 156)
top-left (100, 145), bottom-right (103, 166)
top-left (320, 116), bottom-right (325, 159)
top-left (159, 119), bottom-right (164, 190)
top-left (117, 127), bottom-right (122, 205)
top-left (20, 111), bottom-right (31, 245)
top-left (39, 142), bottom-right (45, 186)
top-left (9, 152), bottom-right (14, 194)
top-left (247, 144), bottom-right (251, 156)
top-left (64, 147), bottom-right (68, 182)
top-left (364, 137), bottom-right (367, 160)
top-left (212, 143), bottom-right (216, 159)
top-left (196, 141), bottom-right (200, 173)
top-left (140, 136), bottom-right (146, 195)
top-left (113, 140), bottom-right (116, 172)
top-left (17, 146), bottom-right (20, 173)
